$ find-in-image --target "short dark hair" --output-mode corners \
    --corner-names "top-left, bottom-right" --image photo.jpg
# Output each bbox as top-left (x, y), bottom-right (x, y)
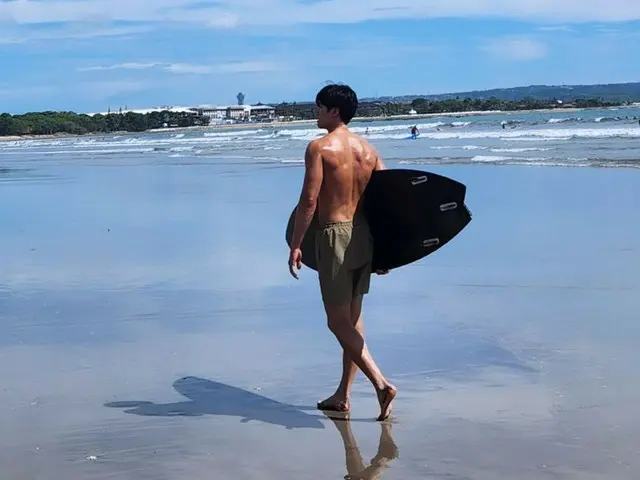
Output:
top-left (315, 84), bottom-right (358, 124)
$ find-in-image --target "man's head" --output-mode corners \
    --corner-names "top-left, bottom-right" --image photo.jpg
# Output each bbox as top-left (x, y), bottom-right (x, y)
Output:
top-left (315, 84), bottom-right (358, 130)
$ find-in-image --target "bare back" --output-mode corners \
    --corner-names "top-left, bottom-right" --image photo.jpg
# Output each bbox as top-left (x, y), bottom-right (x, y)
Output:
top-left (313, 127), bottom-right (383, 224)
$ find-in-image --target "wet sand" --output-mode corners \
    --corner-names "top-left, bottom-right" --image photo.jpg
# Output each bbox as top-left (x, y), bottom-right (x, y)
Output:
top-left (1, 158), bottom-right (639, 479)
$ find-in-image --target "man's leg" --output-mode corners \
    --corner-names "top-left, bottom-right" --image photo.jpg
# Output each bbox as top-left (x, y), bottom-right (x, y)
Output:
top-left (316, 222), bottom-right (397, 420)
top-left (323, 298), bottom-right (396, 421)
top-left (318, 295), bottom-right (365, 411)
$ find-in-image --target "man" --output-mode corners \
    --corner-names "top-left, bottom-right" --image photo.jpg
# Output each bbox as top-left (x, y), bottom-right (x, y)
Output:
top-left (288, 84), bottom-right (397, 421)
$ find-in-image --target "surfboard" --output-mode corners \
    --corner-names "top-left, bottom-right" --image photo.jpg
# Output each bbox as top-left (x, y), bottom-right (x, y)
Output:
top-left (285, 168), bottom-right (472, 272)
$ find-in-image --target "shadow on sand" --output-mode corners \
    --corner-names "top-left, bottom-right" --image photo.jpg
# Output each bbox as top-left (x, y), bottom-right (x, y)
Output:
top-left (106, 376), bottom-right (401, 477)
top-left (105, 376), bottom-right (325, 430)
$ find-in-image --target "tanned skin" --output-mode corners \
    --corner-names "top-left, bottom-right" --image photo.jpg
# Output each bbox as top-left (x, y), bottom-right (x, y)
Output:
top-left (288, 94), bottom-right (397, 421)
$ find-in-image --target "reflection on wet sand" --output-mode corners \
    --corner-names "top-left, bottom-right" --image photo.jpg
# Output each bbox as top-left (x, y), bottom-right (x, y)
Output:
top-left (3, 158), bottom-right (640, 478)
top-left (105, 376), bottom-right (324, 430)
top-left (105, 376), bottom-right (401, 478)
top-left (322, 412), bottom-right (399, 480)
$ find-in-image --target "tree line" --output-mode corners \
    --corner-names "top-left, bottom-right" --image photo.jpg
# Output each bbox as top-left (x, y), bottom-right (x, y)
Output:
top-left (274, 96), bottom-right (624, 120)
top-left (0, 96), bottom-right (626, 137)
top-left (0, 110), bottom-right (210, 137)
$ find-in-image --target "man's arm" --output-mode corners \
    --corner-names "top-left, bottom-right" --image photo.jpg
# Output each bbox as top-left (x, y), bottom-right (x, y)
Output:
top-left (290, 140), bottom-right (323, 250)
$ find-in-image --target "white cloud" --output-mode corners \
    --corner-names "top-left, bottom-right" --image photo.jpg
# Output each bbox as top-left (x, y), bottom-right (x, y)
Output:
top-left (0, 84), bottom-right (58, 98)
top-left (79, 61), bottom-right (289, 75)
top-left (76, 80), bottom-right (148, 99)
top-left (480, 37), bottom-right (548, 61)
top-left (536, 25), bottom-right (574, 33)
top-left (166, 61), bottom-right (287, 74)
top-left (80, 62), bottom-right (161, 72)
top-left (0, 25), bottom-right (152, 44)
top-left (2, 0), bottom-right (640, 27)
top-left (0, 0), bottom-right (236, 26)
top-left (206, 12), bottom-right (240, 29)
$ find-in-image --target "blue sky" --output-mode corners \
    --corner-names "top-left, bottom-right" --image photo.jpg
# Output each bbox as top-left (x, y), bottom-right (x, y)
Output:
top-left (1, 0), bottom-right (640, 114)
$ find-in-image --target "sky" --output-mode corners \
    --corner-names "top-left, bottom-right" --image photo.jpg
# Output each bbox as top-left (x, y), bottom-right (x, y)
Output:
top-left (1, 0), bottom-right (640, 114)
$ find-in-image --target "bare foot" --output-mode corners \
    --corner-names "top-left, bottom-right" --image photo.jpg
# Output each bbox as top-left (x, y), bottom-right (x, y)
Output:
top-left (376, 385), bottom-right (397, 421)
top-left (317, 394), bottom-right (350, 412)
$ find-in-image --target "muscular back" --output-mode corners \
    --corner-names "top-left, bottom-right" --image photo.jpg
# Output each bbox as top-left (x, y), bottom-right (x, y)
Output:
top-left (313, 128), bottom-right (384, 224)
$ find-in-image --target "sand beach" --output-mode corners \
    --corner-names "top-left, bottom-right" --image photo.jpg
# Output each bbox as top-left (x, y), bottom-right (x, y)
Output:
top-left (1, 110), bottom-right (640, 478)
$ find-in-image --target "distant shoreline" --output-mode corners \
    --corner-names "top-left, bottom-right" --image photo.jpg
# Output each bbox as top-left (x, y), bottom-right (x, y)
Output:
top-left (0, 105), bottom-right (635, 142)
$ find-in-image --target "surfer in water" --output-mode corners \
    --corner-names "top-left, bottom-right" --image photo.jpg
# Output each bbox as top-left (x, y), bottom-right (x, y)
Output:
top-left (288, 84), bottom-right (397, 421)
top-left (410, 125), bottom-right (419, 139)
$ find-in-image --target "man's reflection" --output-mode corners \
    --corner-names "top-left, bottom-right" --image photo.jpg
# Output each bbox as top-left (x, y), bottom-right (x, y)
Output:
top-left (322, 412), bottom-right (399, 479)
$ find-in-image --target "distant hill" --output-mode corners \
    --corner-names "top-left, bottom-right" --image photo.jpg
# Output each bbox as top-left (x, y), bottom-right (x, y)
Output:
top-left (363, 82), bottom-right (640, 103)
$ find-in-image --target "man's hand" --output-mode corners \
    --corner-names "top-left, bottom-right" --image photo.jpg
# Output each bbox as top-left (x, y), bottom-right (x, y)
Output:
top-left (289, 248), bottom-right (303, 279)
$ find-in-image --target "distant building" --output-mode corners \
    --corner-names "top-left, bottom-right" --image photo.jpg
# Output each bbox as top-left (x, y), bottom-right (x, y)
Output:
top-left (195, 105), bottom-right (231, 122)
top-left (87, 103), bottom-right (276, 124)
top-left (249, 105), bottom-right (276, 122)
top-left (192, 104), bottom-right (275, 123)
top-left (226, 105), bottom-right (250, 121)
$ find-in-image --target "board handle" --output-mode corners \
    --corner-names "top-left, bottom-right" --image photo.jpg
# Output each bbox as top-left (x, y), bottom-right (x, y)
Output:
top-left (421, 238), bottom-right (440, 248)
top-left (440, 202), bottom-right (458, 212)
top-left (410, 175), bottom-right (428, 186)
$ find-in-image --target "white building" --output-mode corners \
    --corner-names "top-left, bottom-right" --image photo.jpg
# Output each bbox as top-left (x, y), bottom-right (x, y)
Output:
top-left (249, 105), bottom-right (276, 122)
top-left (87, 103), bottom-right (276, 123)
top-left (193, 104), bottom-right (275, 123)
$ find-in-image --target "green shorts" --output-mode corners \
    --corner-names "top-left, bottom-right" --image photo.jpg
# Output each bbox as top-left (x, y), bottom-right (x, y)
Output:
top-left (315, 219), bottom-right (373, 305)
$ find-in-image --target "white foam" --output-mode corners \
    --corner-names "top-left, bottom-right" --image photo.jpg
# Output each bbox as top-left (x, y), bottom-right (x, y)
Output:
top-left (203, 129), bottom-right (265, 137)
top-left (548, 117), bottom-right (580, 124)
top-left (430, 145), bottom-right (485, 150)
top-left (472, 155), bottom-right (556, 163)
top-left (491, 147), bottom-right (552, 153)
top-left (471, 155), bottom-right (511, 162)
top-left (507, 137), bottom-right (572, 142)
top-left (421, 127), bottom-right (640, 141)
top-left (594, 116), bottom-right (620, 123)
top-left (0, 147), bottom-right (155, 156)
top-left (352, 122), bottom-right (446, 134)
top-left (4, 122), bottom-right (637, 155)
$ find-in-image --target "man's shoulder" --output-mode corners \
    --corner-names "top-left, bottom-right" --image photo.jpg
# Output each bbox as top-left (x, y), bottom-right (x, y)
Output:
top-left (351, 132), bottom-right (377, 154)
top-left (307, 134), bottom-right (333, 151)
top-left (344, 129), bottom-right (370, 143)
top-left (305, 137), bottom-right (323, 153)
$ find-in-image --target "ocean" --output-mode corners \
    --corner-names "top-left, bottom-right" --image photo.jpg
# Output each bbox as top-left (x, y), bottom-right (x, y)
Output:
top-left (1, 106), bottom-right (640, 171)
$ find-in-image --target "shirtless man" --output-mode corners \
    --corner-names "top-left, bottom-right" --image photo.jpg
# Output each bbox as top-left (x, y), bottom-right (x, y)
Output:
top-left (287, 84), bottom-right (397, 421)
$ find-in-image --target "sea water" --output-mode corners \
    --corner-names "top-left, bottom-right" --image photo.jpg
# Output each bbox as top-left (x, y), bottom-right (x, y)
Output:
top-left (1, 106), bottom-right (640, 170)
